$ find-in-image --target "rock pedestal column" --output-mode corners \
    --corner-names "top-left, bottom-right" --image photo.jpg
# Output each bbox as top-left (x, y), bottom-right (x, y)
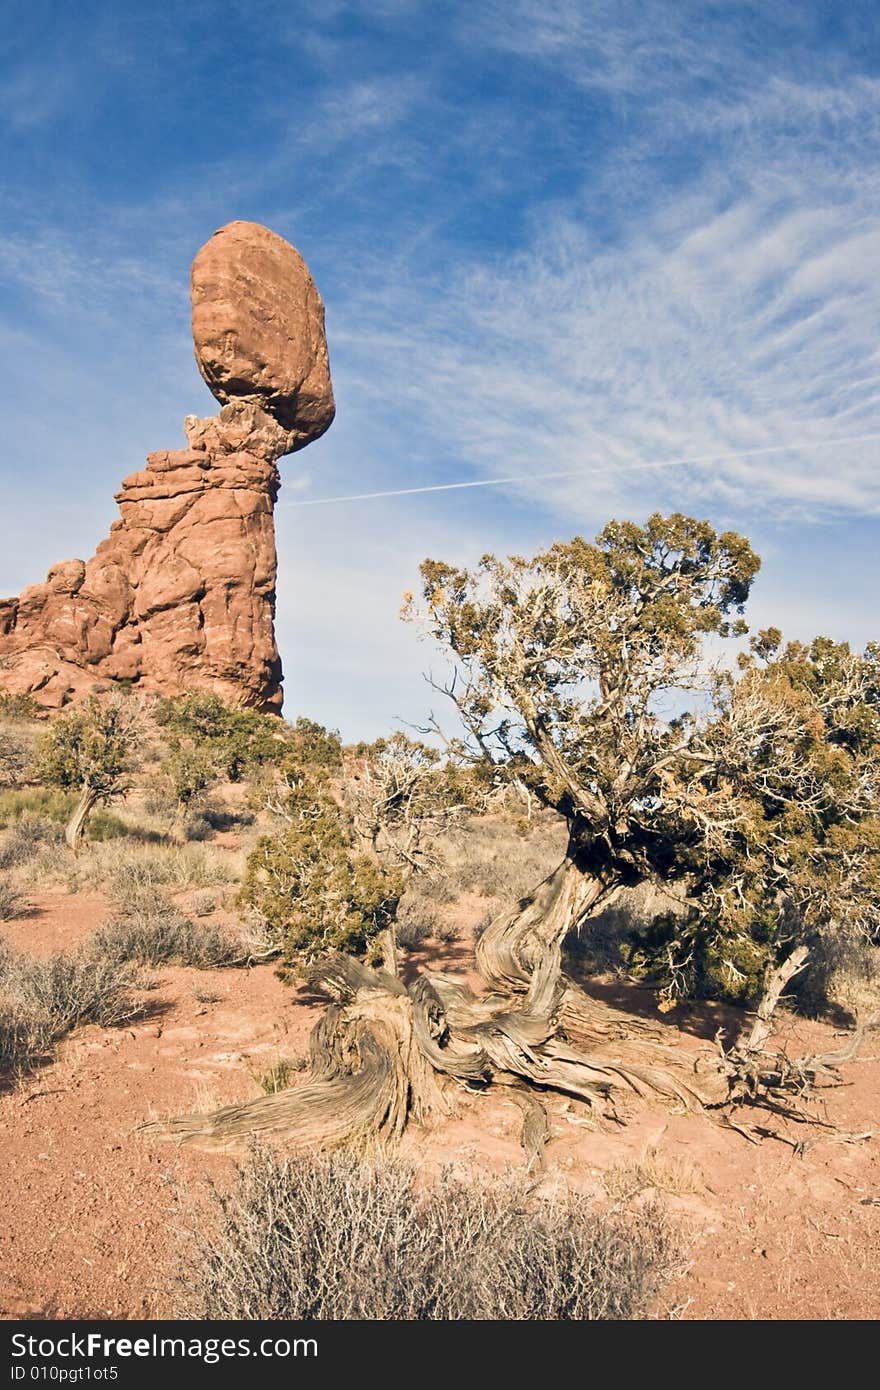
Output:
top-left (0, 221), bottom-right (335, 713)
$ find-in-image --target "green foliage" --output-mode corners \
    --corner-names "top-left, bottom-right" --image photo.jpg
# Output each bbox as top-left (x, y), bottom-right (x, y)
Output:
top-left (0, 692), bottom-right (39, 720)
top-left (407, 512), bottom-right (759, 833)
top-left (34, 697), bottom-right (133, 797)
top-left (241, 774), bottom-right (403, 970)
top-left (0, 787), bottom-right (76, 827)
top-left (285, 717), bottom-right (343, 773)
top-left (628, 637), bottom-right (880, 1006)
top-left (155, 693), bottom-right (289, 794)
top-left (406, 514), bottom-right (879, 1010)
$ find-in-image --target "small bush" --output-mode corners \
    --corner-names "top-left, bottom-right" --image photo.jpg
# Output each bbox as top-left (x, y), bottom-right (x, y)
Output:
top-left (434, 920), bottom-right (461, 944)
top-left (0, 883), bottom-right (28, 921)
top-left (395, 918), bottom-right (431, 949)
top-left (85, 809), bottom-right (134, 842)
top-left (72, 842), bottom-right (239, 896)
top-left (0, 726), bottom-right (34, 787)
top-left (93, 906), bottom-right (244, 970)
top-left (183, 811), bottom-right (214, 842)
top-left (193, 986), bottom-right (222, 1004)
top-left (190, 891), bottom-right (218, 918)
top-left (0, 815), bottom-right (63, 870)
top-left (0, 945), bottom-right (149, 1076)
top-left (183, 1148), bottom-right (682, 1320)
top-left (252, 1056), bottom-right (308, 1093)
top-left (793, 933), bottom-right (880, 1021)
top-left (0, 692), bottom-right (39, 721)
top-left (240, 778), bottom-right (402, 969)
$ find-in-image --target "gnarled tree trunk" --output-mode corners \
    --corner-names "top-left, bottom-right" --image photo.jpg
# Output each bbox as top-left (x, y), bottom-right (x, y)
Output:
top-left (141, 849), bottom-right (717, 1154)
top-left (65, 785), bottom-right (101, 852)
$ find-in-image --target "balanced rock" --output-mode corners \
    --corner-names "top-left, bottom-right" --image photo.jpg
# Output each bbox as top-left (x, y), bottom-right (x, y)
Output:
top-left (0, 223), bottom-right (335, 713)
top-left (192, 220), bottom-right (335, 446)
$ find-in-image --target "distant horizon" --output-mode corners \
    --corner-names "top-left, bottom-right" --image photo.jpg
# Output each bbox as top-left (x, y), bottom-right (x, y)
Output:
top-left (2, 1), bottom-right (878, 739)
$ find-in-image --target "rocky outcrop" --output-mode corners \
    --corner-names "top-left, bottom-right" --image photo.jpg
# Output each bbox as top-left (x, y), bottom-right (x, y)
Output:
top-left (0, 221), bottom-right (334, 713)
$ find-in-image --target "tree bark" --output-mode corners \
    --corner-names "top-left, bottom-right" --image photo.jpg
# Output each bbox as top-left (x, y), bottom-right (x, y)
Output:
top-left (140, 847), bottom-right (713, 1152)
top-left (65, 785), bottom-right (101, 852)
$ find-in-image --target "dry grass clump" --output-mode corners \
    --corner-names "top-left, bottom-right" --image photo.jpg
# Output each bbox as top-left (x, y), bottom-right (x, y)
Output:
top-left (0, 939), bottom-right (149, 1077)
top-left (70, 841), bottom-right (241, 895)
top-left (0, 814), bottom-right (64, 871)
top-left (182, 1148), bottom-right (683, 1321)
top-left (93, 883), bottom-right (244, 969)
top-left (603, 1149), bottom-right (705, 1201)
top-left (0, 882), bottom-right (29, 921)
top-left (251, 1055), bottom-right (309, 1094)
top-left (93, 915), bottom-right (244, 970)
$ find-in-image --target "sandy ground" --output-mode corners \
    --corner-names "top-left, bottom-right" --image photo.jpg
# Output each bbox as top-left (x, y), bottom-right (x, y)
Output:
top-left (1, 890), bottom-right (878, 1320)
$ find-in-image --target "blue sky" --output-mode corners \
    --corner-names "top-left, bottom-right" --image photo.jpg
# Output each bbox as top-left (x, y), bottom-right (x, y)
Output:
top-left (1, 1), bottom-right (879, 737)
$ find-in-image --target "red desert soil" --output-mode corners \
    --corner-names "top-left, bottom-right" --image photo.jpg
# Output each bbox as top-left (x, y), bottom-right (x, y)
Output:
top-left (2, 892), bottom-right (878, 1321)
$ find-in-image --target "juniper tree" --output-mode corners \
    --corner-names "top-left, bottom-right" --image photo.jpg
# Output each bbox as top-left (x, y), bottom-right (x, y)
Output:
top-left (34, 696), bottom-right (138, 849)
top-left (145, 515), bottom-right (877, 1154)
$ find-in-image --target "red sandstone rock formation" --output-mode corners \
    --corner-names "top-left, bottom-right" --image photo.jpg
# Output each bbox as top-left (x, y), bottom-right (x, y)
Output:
top-left (0, 221), bottom-right (334, 713)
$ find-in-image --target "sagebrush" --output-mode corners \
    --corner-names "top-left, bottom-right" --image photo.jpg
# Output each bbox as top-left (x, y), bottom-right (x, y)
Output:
top-left (182, 1147), bottom-right (682, 1320)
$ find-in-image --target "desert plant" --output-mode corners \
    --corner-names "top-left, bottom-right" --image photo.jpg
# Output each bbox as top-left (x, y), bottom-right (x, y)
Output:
top-left (0, 944), bottom-right (149, 1075)
top-left (0, 693), bottom-right (39, 721)
top-left (0, 787), bottom-right (76, 827)
top-left (93, 900), bottom-right (244, 969)
top-left (0, 725), bottom-right (33, 788)
top-left (0, 815), bottom-right (64, 870)
top-left (240, 774), bottom-right (403, 970)
top-left (0, 883), bottom-right (28, 921)
top-left (147, 515), bottom-right (879, 1152)
top-left (33, 695), bottom-right (140, 849)
top-left (181, 1147), bottom-right (682, 1320)
top-left (156, 692), bottom-right (293, 808)
top-left (252, 1056), bottom-right (308, 1094)
top-left (189, 890), bottom-right (218, 918)
top-left (394, 916), bottom-right (431, 950)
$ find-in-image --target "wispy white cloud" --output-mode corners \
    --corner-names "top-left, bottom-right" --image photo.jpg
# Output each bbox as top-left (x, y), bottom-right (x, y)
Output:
top-left (327, 176), bottom-right (880, 523)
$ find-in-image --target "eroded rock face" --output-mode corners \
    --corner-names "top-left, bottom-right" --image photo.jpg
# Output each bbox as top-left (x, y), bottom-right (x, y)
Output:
top-left (0, 223), bottom-right (335, 713)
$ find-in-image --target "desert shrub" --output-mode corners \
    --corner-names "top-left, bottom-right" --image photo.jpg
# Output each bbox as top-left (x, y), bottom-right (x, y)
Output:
top-left (183, 1148), bottom-right (682, 1320)
top-left (0, 692), bottom-right (39, 721)
top-left (182, 810), bottom-right (214, 841)
top-left (189, 891), bottom-right (218, 918)
top-left (0, 791), bottom-right (136, 848)
top-left (93, 888), bottom-right (243, 968)
top-left (791, 933), bottom-right (879, 1021)
top-left (83, 809), bottom-right (134, 841)
top-left (441, 815), bottom-right (567, 905)
top-left (94, 916), bottom-right (243, 969)
top-left (434, 920), bottom-right (461, 944)
top-left (0, 883), bottom-right (28, 921)
top-left (0, 787), bottom-right (76, 827)
top-left (394, 917), bottom-right (431, 950)
top-left (0, 815), bottom-right (64, 870)
top-left (156, 692), bottom-right (294, 799)
top-left (142, 788), bottom-right (179, 818)
top-left (71, 842), bottom-right (240, 896)
top-left (193, 986), bottom-right (222, 1004)
top-left (0, 725), bottom-right (34, 788)
top-left (0, 945), bottom-right (149, 1075)
top-left (240, 776), bottom-right (403, 969)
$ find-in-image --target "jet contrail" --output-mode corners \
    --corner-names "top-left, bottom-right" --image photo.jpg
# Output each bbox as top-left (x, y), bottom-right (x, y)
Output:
top-left (278, 429), bottom-right (880, 508)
